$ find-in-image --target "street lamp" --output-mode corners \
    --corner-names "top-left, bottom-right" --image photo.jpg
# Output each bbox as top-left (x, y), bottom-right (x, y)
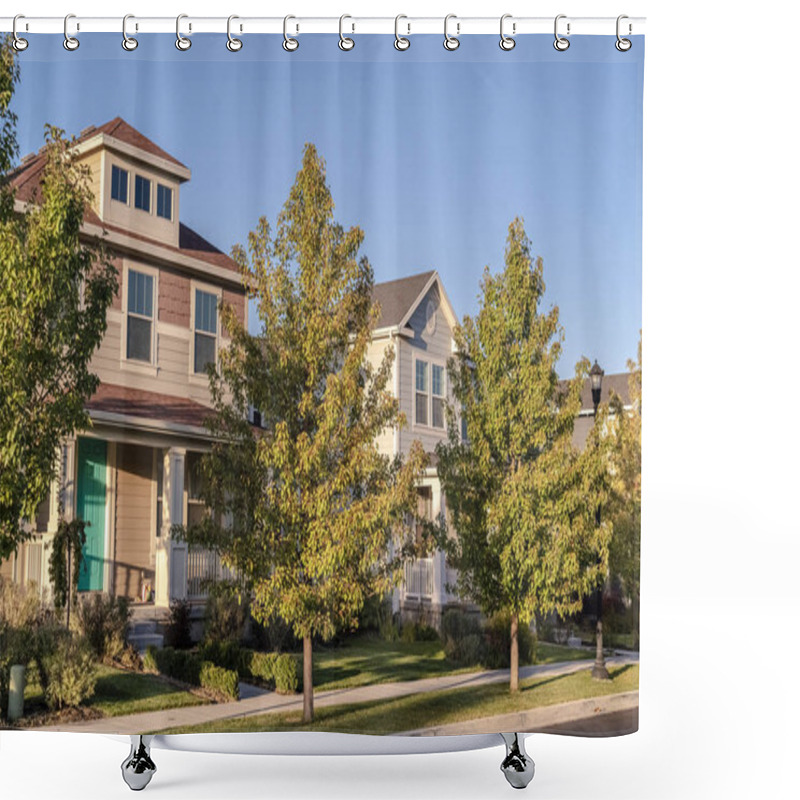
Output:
top-left (590, 360), bottom-right (610, 681)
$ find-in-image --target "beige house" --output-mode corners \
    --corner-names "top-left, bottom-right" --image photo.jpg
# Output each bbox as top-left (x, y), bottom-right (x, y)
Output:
top-left (0, 118), bottom-right (247, 609)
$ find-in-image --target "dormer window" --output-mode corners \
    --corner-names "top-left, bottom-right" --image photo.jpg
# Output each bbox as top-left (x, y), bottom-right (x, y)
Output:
top-left (134, 175), bottom-right (151, 213)
top-left (156, 184), bottom-right (173, 220)
top-left (111, 165), bottom-right (128, 204)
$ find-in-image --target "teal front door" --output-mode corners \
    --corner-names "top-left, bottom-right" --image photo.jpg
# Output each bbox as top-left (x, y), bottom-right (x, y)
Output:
top-left (76, 437), bottom-right (107, 592)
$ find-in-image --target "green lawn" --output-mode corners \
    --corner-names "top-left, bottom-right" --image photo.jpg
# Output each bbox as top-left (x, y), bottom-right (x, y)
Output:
top-left (310, 636), bottom-right (591, 692)
top-left (23, 664), bottom-right (209, 719)
top-left (161, 663), bottom-right (637, 735)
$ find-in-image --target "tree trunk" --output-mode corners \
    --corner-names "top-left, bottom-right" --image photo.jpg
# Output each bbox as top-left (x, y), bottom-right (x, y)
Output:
top-left (510, 613), bottom-right (519, 692)
top-left (302, 635), bottom-right (314, 723)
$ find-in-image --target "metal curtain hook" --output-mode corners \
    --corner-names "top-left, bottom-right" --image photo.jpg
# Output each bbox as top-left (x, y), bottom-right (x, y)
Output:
top-left (63, 13), bottom-right (79, 51)
top-left (616, 14), bottom-right (632, 51)
top-left (394, 14), bottom-right (410, 51)
top-left (176, 14), bottom-right (191, 51)
top-left (554, 14), bottom-right (570, 51)
top-left (499, 14), bottom-right (515, 51)
top-left (443, 14), bottom-right (460, 51)
top-left (339, 14), bottom-right (354, 51)
top-left (122, 14), bottom-right (138, 51)
top-left (12, 15), bottom-right (28, 52)
top-left (283, 15), bottom-right (299, 51)
top-left (227, 15), bottom-right (243, 51)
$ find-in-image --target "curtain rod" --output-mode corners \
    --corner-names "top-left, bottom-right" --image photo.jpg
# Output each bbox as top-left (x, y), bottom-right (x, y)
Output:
top-left (1, 16), bottom-right (645, 37)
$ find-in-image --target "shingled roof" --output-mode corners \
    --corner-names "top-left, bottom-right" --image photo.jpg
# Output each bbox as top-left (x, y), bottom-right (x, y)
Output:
top-left (7, 119), bottom-right (237, 273)
top-left (371, 270), bottom-right (436, 329)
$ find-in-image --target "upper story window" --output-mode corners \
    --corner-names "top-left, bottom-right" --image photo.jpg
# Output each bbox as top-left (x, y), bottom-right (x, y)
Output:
top-left (134, 175), bottom-right (151, 213)
top-left (111, 165), bottom-right (128, 204)
top-left (126, 269), bottom-right (154, 362)
top-left (156, 184), bottom-right (173, 220)
top-left (194, 289), bottom-right (218, 374)
top-left (415, 359), bottom-right (446, 429)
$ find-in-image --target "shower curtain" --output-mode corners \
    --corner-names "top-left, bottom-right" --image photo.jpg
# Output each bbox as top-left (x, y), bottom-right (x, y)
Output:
top-left (1, 26), bottom-right (643, 739)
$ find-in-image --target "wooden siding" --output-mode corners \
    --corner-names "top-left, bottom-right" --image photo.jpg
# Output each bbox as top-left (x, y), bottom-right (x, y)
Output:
top-left (113, 443), bottom-right (154, 600)
top-left (398, 284), bottom-right (455, 457)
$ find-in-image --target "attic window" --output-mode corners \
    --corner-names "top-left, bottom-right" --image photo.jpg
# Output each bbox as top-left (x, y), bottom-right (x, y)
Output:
top-left (111, 165), bottom-right (128, 204)
top-left (134, 175), bottom-right (151, 213)
top-left (156, 184), bottom-right (172, 220)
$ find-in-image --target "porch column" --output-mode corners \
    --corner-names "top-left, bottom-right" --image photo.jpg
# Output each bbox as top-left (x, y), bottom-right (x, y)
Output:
top-left (155, 447), bottom-right (187, 607)
top-left (431, 483), bottom-right (445, 611)
top-left (61, 437), bottom-right (77, 522)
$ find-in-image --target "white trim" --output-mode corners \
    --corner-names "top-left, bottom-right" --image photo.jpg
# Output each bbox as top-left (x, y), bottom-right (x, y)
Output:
top-left (121, 261), bottom-right (159, 369)
top-left (412, 353), bottom-right (447, 433)
top-left (190, 279), bottom-right (222, 380)
top-left (103, 441), bottom-right (116, 595)
top-left (88, 409), bottom-right (211, 440)
top-left (133, 172), bottom-right (154, 216)
top-left (397, 272), bottom-right (459, 333)
top-left (109, 158), bottom-right (130, 209)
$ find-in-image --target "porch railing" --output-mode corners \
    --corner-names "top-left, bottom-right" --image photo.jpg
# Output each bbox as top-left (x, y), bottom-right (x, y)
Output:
top-left (186, 547), bottom-right (238, 599)
top-left (403, 557), bottom-right (435, 599)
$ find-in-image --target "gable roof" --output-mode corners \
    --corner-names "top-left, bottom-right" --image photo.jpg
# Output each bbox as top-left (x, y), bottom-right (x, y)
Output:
top-left (371, 271), bottom-right (436, 329)
top-left (87, 117), bottom-right (187, 169)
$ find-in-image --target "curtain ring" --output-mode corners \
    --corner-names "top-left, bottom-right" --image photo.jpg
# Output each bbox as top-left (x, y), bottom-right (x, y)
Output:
top-left (339, 14), bottom-right (355, 51)
top-left (12, 15), bottom-right (28, 52)
top-left (499, 14), bottom-right (515, 51)
top-left (443, 14), bottom-right (460, 51)
top-left (553, 14), bottom-right (570, 51)
top-left (394, 15), bottom-right (410, 51)
top-left (63, 13), bottom-right (79, 51)
top-left (283, 15), bottom-right (299, 51)
top-left (176, 14), bottom-right (191, 51)
top-left (122, 14), bottom-right (138, 51)
top-left (616, 15), bottom-right (632, 51)
top-left (227, 15), bottom-right (243, 51)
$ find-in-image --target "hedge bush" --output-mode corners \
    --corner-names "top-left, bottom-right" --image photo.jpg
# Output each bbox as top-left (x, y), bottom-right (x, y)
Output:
top-left (199, 641), bottom-right (246, 674)
top-left (272, 654), bottom-right (300, 694)
top-left (482, 612), bottom-right (536, 669)
top-left (441, 609), bottom-right (486, 665)
top-left (42, 636), bottom-right (97, 710)
top-left (199, 662), bottom-right (239, 701)
top-left (76, 593), bottom-right (133, 665)
top-left (144, 646), bottom-right (239, 699)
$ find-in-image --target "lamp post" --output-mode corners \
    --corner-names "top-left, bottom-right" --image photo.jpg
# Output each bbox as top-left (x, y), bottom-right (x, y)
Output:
top-left (589, 360), bottom-right (610, 681)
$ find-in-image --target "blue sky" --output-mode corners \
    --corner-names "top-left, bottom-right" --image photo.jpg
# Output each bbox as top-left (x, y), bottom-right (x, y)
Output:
top-left (12, 33), bottom-right (643, 374)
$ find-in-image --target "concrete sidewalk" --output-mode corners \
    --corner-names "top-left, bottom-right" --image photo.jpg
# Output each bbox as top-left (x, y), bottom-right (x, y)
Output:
top-left (38, 654), bottom-right (638, 734)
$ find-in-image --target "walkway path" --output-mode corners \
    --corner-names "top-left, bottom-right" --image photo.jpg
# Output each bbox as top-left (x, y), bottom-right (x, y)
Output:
top-left (39, 654), bottom-right (638, 734)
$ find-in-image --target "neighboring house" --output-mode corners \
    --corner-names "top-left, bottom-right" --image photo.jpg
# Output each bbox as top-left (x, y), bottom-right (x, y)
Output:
top-left (366, 270), bottom-right (464, 626)
top-left (0, 118), bottom-right (247, 609)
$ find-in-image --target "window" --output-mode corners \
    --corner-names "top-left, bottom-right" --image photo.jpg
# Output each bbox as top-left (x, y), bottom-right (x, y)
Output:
top-left (415, 360), bottom-right (428, 426)
top-left (111, 165), bottom-right (128, 204)
top-left (194, 289), bottom-right (218, 374)
top-left (432, 364), bottom-right (445, 429)
top-left (126, 269), bottom-right (154, 362)
top-left (134, 175), bottom-right (151, 212)
top-left (156, 184), bottom-right (172, 220)
top-left (415, 359), bottom-right (446, 429)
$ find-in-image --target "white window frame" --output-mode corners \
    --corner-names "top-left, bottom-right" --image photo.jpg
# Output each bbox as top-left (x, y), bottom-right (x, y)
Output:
top-left (120, 262), bottom-right (158, 376)
top-left (412, 354), bottom-right (447, 431)
top-left (156, 182), bottom-right (173, 221)
top-left (190, 280), bottom-right (222, 383)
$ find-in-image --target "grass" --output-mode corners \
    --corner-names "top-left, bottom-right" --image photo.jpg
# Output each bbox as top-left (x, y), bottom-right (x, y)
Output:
top-left (160, 663), bottom-right (638, 735)
top-left (23, 663), bottom-right (209, 719)
top-left (310, 635), bottom-right (591, 692)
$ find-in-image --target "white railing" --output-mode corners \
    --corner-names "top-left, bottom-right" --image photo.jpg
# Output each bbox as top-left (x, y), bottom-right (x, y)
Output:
top-left (404, 557), bottom-right (435, 599)
top-left (186, 547), bottom-right (238, 599)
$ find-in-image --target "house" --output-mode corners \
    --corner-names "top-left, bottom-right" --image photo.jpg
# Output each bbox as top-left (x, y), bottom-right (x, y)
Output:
top-left (0, 118), bottom-right (248, 609)
top-left (366, 270), bottom-right (464, 626)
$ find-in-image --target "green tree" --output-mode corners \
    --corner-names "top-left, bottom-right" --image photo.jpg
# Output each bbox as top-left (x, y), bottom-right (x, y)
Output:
top-left (181, 144), bottom-right (426, 722)
top-left (0, 42), bottom-right (117, 559)
top-left (606, 336), bottom-right (642, 645)
top-left (436, 218), bottom-right (611, 691)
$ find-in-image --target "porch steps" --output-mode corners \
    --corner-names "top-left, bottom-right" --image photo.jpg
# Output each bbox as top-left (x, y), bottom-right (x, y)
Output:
top-left (127, 605), bottom-right (168, 652)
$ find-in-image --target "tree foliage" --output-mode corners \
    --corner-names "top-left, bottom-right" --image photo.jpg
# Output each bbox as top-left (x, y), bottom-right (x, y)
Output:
top-left (607, 335), bottom-right (642, 608)
top-left (180, 143), bottom-right (426, 719)
top-left (436, 218), bottom-right (612, 689)
top-left (0, 41), bottom-right (116, 560)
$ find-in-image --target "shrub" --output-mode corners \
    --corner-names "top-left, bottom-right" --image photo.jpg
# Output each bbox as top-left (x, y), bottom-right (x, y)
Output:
top-left (203, 583), bottom-right (248, 646)
top-left (248, 614), bottom-right (300, 653)
top-left (164, 599), bottom-right (194, 649)
top-left (400, 622), bottom-right (440, 643)
top-left (0, 578), bottom-right (45, 629)
top-left (75, 593), bottom-right (130, 663)
top-left (32, 616), bottom-right (72, 693)
top-left (42, 636), bottom-right (97, 710)
top-left (246, 650), bottom-right (278, 685)
top-left (144, 646), bottom-right (201, 686)
top-left (198, 641), bottom-right (246, 674)
top-left (441, 609), bottom-right (485, 665)
top-left (482, 612), bottom-right (536, 669)
top-left (273, 654), bottom-right (300, 694)
top-left (199, 662), bottom-right (239, 700)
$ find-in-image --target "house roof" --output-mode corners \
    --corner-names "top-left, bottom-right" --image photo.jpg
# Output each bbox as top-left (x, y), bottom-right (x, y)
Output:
top-left (7, 120), bottom-right (238, 274)
top-left (87, 383), bottom-right (214, 431)
top-left (371, 271), bottom-right (436, 328)
top-left (578, 371), bottom-right (632, 411)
